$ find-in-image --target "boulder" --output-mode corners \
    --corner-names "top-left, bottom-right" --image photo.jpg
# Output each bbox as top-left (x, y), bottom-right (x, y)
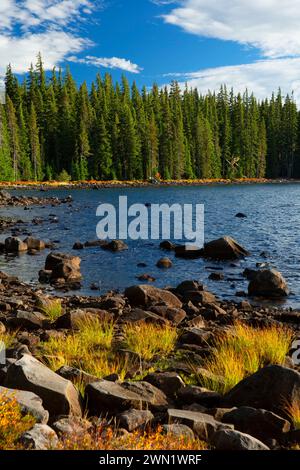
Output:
top-left (175, 245), bottom-right (204, 259)
top-left (235, 213), bottom-right (247, 218)
top-left (179, 328), bottom-right (214, 347)
top-left (45, 252), bottom-right (81, 272)
top-left (85, 380), bottom-right (168, 415)
top-left (210, 428), bottom-right (269, 450)
top-left (222, 406), bottom-right (290, 442)
top-left (23, 237), bottom-right (45, 250)
top-left (144, 372), bottom-right (185, 398)
top-left (73, 242), bottom-right (84, 250)
top-left (20, 424), bottom-right (58, 450)
top-left (56, 365), bottom-right (99, 386)
top-left (4, 354), bottom-right (82, 417)
top-left (0, 386), bottom-right (49, 423)
top-left (121, 308), bottom-right (167, 325)
top-left (167, 409), bottom-right (232, 440)
top-left (8, 310), bottom-right (46, 330)
top-left (203, 236), bottom-right (249, 260)
top-left (84, 240), bottom-right (109, 248)
top-left (160, 241), bottom-right (177, 251)
top-left (223, 365), bottom-right (300, 417)
top-left (156, 257), bottom-right (173, 269)
top-left (5, 237), bottom-right (28, 253)
top-left (177, 386), bottom-right (221, 408)
top-left (124, 285), bottom-right (182, 309)
top-left (117, 409), bottom-right (154, 432)
top-left (162, 424), bottom-right (195, 439)
top-left (175, 280), bottom-right (204, 295)
top-left (149, 305), bottom-right (186, 324)
top-left (248, 269), bottom-right (289, 298)
top-left (208, 272), bottom-right (224, 281)
top-left (102, 240), bottom-right (128, 252)
top-left (54, 308), bottom-right (112, 329)
top-left (52, 416), bottom-right (92, 436)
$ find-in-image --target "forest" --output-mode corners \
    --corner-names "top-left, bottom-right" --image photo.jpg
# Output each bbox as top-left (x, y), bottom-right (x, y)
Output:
top-left (0, 54), bottom-right (299, 182)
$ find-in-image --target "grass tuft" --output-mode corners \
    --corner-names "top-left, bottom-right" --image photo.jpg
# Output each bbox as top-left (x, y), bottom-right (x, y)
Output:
top-left (38, 298), bottom-right (63, 322)
top-left (122, 322), bottom-right (178, 362)
top-left (197, 322), bottom-right (293, 395)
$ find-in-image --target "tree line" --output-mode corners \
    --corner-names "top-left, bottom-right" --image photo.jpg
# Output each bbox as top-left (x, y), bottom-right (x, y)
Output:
top-left (0, 54), bottom-right (299, 182)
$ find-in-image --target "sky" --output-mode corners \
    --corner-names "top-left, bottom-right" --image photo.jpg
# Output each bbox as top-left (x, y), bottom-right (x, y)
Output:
top-left (1, 0), bottom-right (300, 102)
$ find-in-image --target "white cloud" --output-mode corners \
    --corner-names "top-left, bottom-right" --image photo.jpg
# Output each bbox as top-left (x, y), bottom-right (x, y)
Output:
top-left (170, 58), bottom-right (300, 104)
top-left (69, 55), bottom-right (143, 74)
top-left (159, 0), bottom-right (300, 59)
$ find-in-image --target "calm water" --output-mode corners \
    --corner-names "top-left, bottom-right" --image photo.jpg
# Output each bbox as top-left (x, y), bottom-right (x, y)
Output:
top-left (0, 183), bottom-right (299, 308)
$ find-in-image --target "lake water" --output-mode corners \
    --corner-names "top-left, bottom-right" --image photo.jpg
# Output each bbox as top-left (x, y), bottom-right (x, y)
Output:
top-left (0, 183), bottom-right (299, 308)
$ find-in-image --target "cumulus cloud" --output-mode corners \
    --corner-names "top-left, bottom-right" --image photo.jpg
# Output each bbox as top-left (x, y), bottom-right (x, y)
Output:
top-left (159, 0), bottom-right (300, 58)
top-left (167, 58), bottom-right (300, 103)
top-left (69, 55), bottom-right (143, 74)
top-left (0, 0), bottom-right (95, 74)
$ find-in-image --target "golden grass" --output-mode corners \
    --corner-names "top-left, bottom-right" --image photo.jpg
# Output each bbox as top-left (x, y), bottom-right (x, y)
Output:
top-left (39, 318), bottom-right (128, 380)
top-left (56, 425), bottom-right (208, 451)
top-left (0, 393), bottom-right (35, 450)
top-left (0, 330), bottom-right (17, 349)
top-left (286, 402), bottom-right (300, 430)
top-left (198, 322), bottom-right (293, 395)
top-left (122, 322), bottom-right (178, 362)
top-left (38, 298), bottom-right (63, 323)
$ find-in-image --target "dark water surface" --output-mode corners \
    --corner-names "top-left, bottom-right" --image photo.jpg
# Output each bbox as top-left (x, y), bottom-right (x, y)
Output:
top-left (0, 183), bottom-right (299, 308)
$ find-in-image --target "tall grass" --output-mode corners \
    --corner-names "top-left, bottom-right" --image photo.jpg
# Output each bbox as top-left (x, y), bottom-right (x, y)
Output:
top-left (198, 322), bottom-right (293, 395)
top-left (122, 322), bottom-right (178, 362)
top-left (38, 298), bottom-right (63, 322)
top-left (39, 318), bottom-right (128, 379)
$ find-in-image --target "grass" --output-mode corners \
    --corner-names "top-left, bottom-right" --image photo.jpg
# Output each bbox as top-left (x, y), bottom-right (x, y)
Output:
top-left (122, 322), bottom-right (178, 362)
top-left (39, 318), bottom-right (128, 380)
top-left (0, 392), bottom-right (35, 450)
top-left (286, 402), bottom-right (300, 430)
top-left (37, 298), bottom-right (63, 323)
top-left (0, 330), bottom-right (17, 349)
top-left (56, 425), bottom-right (208, 450)
top-left (197, 322), bottom-right (293, 395)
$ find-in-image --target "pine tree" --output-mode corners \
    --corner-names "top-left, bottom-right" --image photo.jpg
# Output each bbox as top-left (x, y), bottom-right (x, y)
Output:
top-left (28, 102), bottom-right (42, 181)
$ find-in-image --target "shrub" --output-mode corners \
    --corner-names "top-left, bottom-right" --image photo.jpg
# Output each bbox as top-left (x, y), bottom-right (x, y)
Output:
top-left (198, 322), bottom-right (293, 394)
top-left (123, 322), bottom-right (178, 362)
top-left (56, 169), bottom-right (72, 182)
top-left (0, 393), bottom-right (35, 450)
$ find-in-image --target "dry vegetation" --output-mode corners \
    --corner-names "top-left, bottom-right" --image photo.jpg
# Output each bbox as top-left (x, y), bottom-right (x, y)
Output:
top-left (0, 393), bottom-right (35, 450)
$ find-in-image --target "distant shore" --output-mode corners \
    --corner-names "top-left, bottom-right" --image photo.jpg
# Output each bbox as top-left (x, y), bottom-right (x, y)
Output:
top-left (0, 177), bottom-right (300, 190)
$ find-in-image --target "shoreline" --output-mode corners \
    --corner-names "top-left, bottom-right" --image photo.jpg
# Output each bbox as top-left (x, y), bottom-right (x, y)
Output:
top-left (0, 177), bottom-right (300, 190)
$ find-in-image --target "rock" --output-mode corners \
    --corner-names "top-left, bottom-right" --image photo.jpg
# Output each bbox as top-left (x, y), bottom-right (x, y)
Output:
top-left (51, 262), bottom-right (82, 282)
top-left (208, 272), bottom-right (224, 281)
top-left (203, 236), bottom-right (249, 260)
top-left (222, 406), bottom-right (290, 442)
top-left (210, 428), bottom-right (269, 450)
top-left (117, 409), bottom-right (154, 432)
top-left (23, 237), bottom-right (45, 250)
top-left (182, 290), bottom-right (216, 305)
top-left (20, 424), bottom-right (58, 450)
top-left (85, 380), bottom-right (168, 415)
top-left (45, 252), bottom-right (81, 272)
top-left (223, 365), bottom-right (300, 417)
top-left (0, 321), bottom-right (6, 334)
top-left (52, 417), bottom-right (92, 436)
top-left (4, 354), bottom-right (82, 418)
top-left (248, 269), bottom-right (289, 298)
top-left (167, 409), bottom-right (232, 440)
top-left (162, 424), bottom-right (195, 439)
top-left (102, 240), bottom-right (128, 252)
top-left (160, 241), bottom-right (176, 251)
top-left (84, 240), bottom-right (108, 248)
top-left (180, 328), bottom-right (214, 347)
top-left (235, 213), bottom-right (247, 218)
top-left (156, 257), bottom-right (173, 269)
top-left (175, 245), bottom-right (204, 259)
top-left (175, 280), bottom-right (204, 295)
top-left (56, 365), bottom-right (99, 386)
top-left (149, 305), bottom-right (186, 324)
top-left (243, 268), bottom-right (258, 280)
top-left (8, 310), bottom-right (46, 330)
top-left (177, 386), bottom-right (221, 408)
top-left (137, 274), bottom-right (156, 282)
top-left (124, 285), bottom-right (182, 309)
top-left (144, 372), bottom-right (185, 397)
top-left (5, 237), bottom-right (28, 253)
top-left (73, 242), bottom-right (84, 250)
top-left (0, 190), bottom-right (12, 200)
top-left (121, 308), bottom-right (167, 325)
top-left (0, 386), bottom-right (49, 423)
top-left (55, 308), bottom-right (112, 329)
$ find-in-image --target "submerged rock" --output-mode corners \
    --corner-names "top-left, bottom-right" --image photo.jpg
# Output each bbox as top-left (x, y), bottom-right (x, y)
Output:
top-left (203, 236), bottom-right (249, 260)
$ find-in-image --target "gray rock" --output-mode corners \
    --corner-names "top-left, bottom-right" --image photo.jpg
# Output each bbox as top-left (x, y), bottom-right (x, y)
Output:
top-left (20, 424), bottom-right (58, 450)
top-left (125, 285), bottom-right (182, 309)
top-left (8, 310), bottom-right (46, 330)
top-left (248, 269), bottom-right (289, 298)
top-left (52, 416), bottom-right (92, 436)
top-left (210, 428), bottom-right (270, 450)
top-left (5, 237), bottom-right (28, 253)
top-left (222, 406), bottom-right (290, 442)
top-left (117, 409), bottom-right (154, 431)
top-left (4, 354), bottom-right (82, 418)
top-left (177, 386), bottom-right (221, 408)
top-left (24, 237), bottom-right (45, 250)
top-left (144, 372), bottom-right (185, 397)
top-left (162, 424), bottom-right (195, 439)
top-left (0, 386), bottom-right (49, 423)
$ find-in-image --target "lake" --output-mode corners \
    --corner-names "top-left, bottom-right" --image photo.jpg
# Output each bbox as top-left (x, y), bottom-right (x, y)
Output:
top-left (0, 183), bottom-right (299, 307)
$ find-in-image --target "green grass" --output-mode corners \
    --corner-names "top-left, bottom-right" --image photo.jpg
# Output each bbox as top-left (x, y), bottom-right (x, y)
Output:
top-left (39, 318), bottom-right (128, 380)
top-left (122, 322), bottom-right (178, 362)
top-left (196, 322), bottom-right (293, 395)
top-left (37, 298), bottom-right (63, 322)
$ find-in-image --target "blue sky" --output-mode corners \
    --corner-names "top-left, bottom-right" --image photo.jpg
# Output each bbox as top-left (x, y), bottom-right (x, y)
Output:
top-left (2, 1), bottom-right (300, 102)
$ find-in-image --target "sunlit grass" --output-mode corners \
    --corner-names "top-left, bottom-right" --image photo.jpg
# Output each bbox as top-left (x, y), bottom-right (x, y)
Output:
top-left (0, 330), bottom-right (17, 349)
top-left (37, 298), bottom-right (63, 323)
top-left (39, 318), bottom-right (128, 380)
top-left (122, 322), bottom-right (178, 362)
top-left (286, 401), bottom-right (300, 430)
top-left (0, 392), bottom-right (35, 450)
top-left (197, 322), bottom-right (293, 395)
